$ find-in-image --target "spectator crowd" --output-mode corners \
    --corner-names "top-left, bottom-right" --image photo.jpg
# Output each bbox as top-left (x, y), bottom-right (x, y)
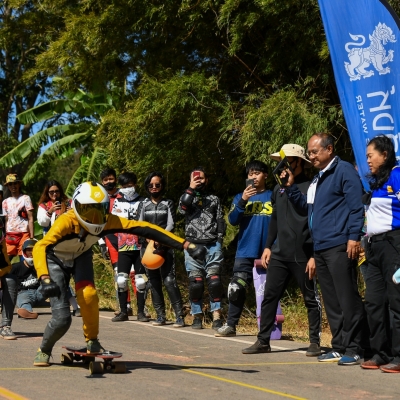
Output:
top-left (1, 132), bottom-right (400, 373)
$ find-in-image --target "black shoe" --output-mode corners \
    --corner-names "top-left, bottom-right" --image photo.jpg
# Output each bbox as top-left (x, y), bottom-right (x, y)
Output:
top-left (212, 319), bottom-right (223, 331)
top-left (242, 340), bottom-right (271, 354)
top-left (112, 312), bottom-right (129, 322)
top-left (192, 316), bottom-right (203, 329)
top-left (137, 313), bottom-right (150, 322)
top-left (306, 343), bottom-right (321, 357)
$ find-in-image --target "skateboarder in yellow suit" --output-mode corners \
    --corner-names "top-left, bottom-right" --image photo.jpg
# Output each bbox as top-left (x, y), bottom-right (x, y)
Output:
top-left (33, 182), bottom-right (206, 366)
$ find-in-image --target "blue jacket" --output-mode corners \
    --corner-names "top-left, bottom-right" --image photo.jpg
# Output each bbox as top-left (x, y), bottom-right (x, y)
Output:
top-left (286, 156), bottom-right (364, 251)
top-left (228, 190), bottom-right (272, 258)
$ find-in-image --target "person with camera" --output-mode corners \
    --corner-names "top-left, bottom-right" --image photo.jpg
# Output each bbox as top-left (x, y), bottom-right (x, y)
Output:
top-left (241, 145), bottom-right (322, 356)
top-left (178, 167), bottom-right (226, 330)
top-left (2, 174), bottom-right (34, 260)
top-left (37, 180), bottom-right (80, 317)
top-left (138, 171), bottom-right (185, 327)
top-left (215, 160), bottom-right (272, 337)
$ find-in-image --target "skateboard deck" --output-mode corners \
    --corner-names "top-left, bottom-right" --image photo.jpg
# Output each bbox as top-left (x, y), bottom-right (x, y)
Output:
top-left (61, 346), bottom-right (126, 374)
top-left (253, 261), bottom-right (285, 340)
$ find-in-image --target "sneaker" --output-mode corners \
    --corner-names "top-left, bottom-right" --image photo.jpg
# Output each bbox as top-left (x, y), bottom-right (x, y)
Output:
top-left (0, 326), bottom-right (16, 340)
top-left (73, 308), bottom-right (81, 317)
top-left (242, 340), bottom-right (271, 354)
top-left (137, 313), bottom-right (150, 322)
top-left (215, 323), bottom-right (236, 337)
top-left (17, 308), bottom-right (38, 319)
top-left (212, 319), bottom-right (223, 331)
top-left (380, 362), bottom-right (400, 373)
top-left (173, 317), bottom-right (185, 328)
top-left (33, 349), bottom-right (51, 367)
top-left (306, 343), bottom-right (321, 357)
top-left (86, 339), bottom-right (105, 354)
top-left (112, 312), bottom-right (129, 322)
top-left (143, 306), bottom-right (151, 318)
top-left (191, 316), bottom-right (203, 329)
top-left (127, 307), bottom-right (133, 316)
top-left (361, 357), bottom-right (386, 370)
top-left (318, 351), bottom-right (342, 362)
top-left (152, 316), bottom-right (166, 326)
top-left (338, 354), bottom-right (361, 366)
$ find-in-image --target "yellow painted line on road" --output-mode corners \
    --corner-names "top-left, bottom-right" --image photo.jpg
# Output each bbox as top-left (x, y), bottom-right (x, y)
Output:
top-left (183, 361), bottom-right (322, 367)
top-left (181, 368), bottom-right (307, 400)
top-left (0, 386), bottom-right (29, 400)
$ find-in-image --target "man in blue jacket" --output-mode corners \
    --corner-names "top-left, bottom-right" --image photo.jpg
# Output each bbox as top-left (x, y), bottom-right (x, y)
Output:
top-left (215, 160), bottom-right (272, 337)
top-left (284, 133), bottom-right (365, 366)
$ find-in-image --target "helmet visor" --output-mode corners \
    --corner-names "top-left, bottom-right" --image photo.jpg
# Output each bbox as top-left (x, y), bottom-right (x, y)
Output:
top-left (75, 201), bottom-right (110, 225)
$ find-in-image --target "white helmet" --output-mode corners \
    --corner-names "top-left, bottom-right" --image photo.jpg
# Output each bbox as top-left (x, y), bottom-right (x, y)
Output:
top-left (72, 182), bottom-right (110, 235)
top-left (22, 238), bottom-right (38, 266)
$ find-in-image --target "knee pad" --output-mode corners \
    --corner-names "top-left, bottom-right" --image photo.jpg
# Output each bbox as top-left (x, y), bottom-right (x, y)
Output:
top-left (135, 274), bottom-right (148, 293)
top-left (188, 272), bottom-right (204, 302)
top-left (207, 275), bottom-right (223, 302)
top-left (164, 274), bottom-right (177, 289)
top-left (228, 273), bottom-right (248, 302)
top-left (116, 273), bottom-right (129, 292)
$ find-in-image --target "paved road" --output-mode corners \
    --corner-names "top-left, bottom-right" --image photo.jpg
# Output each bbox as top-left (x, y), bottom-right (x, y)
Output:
top-left (0, 309), bottom-right (398, 400)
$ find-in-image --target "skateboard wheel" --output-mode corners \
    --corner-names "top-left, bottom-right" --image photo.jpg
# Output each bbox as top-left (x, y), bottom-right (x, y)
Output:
top-left (89, 361), bottom-right (104, 375)
top-left (276, 315), bottom-right (285, 323)
top-left (113, 362), bottom-right (126, 374)
top-left (61, 353), bottom-right (74, 365)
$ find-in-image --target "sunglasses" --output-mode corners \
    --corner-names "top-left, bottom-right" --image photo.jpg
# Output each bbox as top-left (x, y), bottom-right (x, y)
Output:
top-left (49, 190), bottom-right (60, 195)
top-left (147, 184), bottom-right (161, 189)
top-left (8, 182), bottom-right (19, 186)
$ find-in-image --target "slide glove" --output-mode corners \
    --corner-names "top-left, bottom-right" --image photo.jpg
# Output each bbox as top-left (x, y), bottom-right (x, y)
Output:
top-left (186, 243), bottom-right (207, 263)
top-left (40, 278), bottom-right (61, 299)
top-left (99, 243), bottom-right (110, 260)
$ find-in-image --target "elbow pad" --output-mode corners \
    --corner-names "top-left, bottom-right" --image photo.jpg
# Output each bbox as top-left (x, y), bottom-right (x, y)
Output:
top-left (180, 188), bottom-right (195, 209)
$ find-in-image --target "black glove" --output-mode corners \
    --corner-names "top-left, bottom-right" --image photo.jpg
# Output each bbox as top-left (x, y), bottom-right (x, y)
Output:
top-left (99, 244), bottom-right (110, 260)
top-left (186, 243), bottom-right (207, 263)
top-left (40, 278), bottom-right (61, 299)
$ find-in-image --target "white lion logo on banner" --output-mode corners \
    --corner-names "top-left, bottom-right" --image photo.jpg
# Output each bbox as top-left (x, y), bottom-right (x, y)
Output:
top-left (344, 22), bottom-right (396, 81)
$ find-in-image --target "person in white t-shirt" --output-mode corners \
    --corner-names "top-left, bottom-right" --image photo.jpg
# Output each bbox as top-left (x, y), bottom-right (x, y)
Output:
top-left (2, 174), bottom-right (34, 260)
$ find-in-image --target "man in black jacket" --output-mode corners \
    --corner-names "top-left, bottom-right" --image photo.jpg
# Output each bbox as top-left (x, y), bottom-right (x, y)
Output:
top-left (242, 144), bottom-right (322, 356)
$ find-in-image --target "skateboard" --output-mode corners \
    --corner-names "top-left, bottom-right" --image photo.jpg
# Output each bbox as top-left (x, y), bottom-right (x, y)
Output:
top-left (253, 260), bottom-right (285, 340)
top-left (61, 346), bottom-right (126, 374)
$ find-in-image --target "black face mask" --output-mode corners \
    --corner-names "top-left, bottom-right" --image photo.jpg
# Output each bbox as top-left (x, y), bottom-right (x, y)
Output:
top-left (104, 182), bottom-right (116, 191)
top-left (151, 191), bottom-right (162, 199)
top-left (196, 183), bottom-right (206, 192)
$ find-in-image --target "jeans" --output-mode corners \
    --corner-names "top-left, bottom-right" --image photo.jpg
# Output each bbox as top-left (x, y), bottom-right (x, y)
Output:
top-left (185, 242), bottom-right (223, 315)
top-left (16, 288), bottom-right (45, 312)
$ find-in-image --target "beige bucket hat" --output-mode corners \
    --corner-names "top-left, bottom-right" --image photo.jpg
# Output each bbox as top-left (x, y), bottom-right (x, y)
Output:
top-left (270, 144), bottom-right (312, 168)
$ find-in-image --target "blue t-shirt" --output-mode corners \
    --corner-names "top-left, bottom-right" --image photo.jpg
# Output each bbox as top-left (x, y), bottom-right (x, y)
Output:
top-left (367, 167), bottom-right (400, 236)
top-left (228, 190), bottom-right (272, 258)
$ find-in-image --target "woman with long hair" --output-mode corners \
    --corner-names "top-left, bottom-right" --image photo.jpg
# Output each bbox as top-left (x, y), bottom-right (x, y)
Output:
top-left (37, 180), bottom-right (80, 316)
top-left (137, 171), bottom-right (185, 327)
top-left (37, 180), bottom-right (71, 235)
top-left (362, 135), bottom-right (400, 372)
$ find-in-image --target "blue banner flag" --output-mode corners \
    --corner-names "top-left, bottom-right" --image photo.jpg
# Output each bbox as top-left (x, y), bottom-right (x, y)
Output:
top-left (318, 0), bottom-right (400, 189)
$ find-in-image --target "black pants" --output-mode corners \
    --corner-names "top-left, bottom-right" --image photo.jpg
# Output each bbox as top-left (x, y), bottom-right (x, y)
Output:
top-left (227, 258), bottom-right (254, 327)
top-left (314, 244), bottom-right (364, 356)
top-left (118, 251), bottom-right (145, 314)
top-left (258, 259), bottom-right (321, 345)
top-left (365, 233), bottom-right (400, 364)
top-left (144, 248), bottom-right (183, 319)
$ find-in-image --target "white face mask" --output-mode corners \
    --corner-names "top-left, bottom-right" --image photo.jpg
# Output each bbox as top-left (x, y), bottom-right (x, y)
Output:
top-left (120, 187), bottom-right (136, 201)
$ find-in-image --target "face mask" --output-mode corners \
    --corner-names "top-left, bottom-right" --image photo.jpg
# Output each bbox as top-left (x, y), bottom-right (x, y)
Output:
top-left (196, 183), bottom-right (206, 192)
top-left (151, 191), bottom-right (162, 199)
top-left (104, 182), bottom-right (116, 191)
top-left (120, 187), bottom-right (136, 201)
